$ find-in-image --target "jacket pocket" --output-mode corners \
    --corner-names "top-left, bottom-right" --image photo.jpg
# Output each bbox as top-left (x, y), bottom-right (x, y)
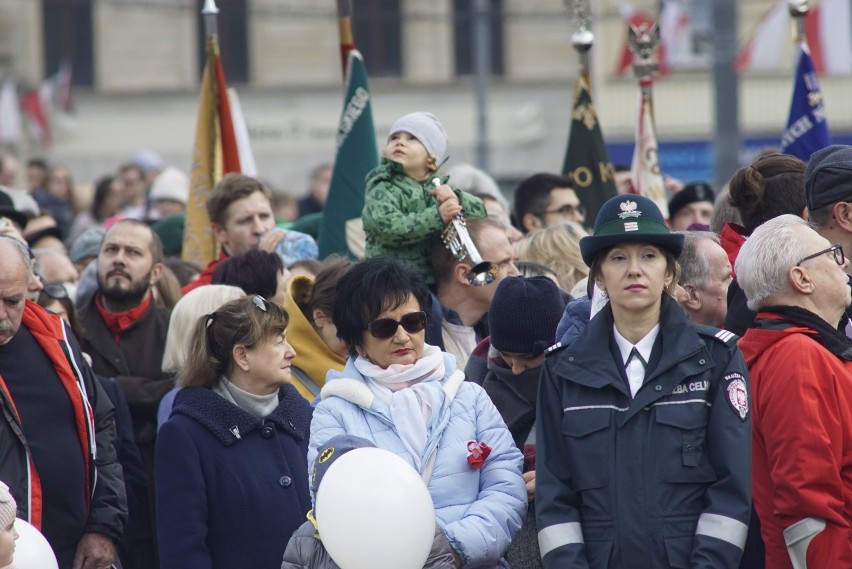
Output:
top-left (663, 535), bottom-right (692, 568)
top-left (654, 404), bottom-right (716, 484)
top-left (561, 409), bottom-right (610, 490)
top-left (586, 538), bottom-right (614, 568)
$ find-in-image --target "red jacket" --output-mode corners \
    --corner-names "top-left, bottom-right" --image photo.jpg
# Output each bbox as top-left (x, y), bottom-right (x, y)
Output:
top-left (181, 250), bottom-right (227, 295)
top-left (719, 222), bottom-right (747, 277)
top-left (0, 301), bottom-right (127, 539)
top-left (739, 314), bottom-right (852, 569)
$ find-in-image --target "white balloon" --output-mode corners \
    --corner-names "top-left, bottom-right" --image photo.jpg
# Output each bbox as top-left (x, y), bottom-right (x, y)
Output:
top-left (10, 519), bottom-right (58, 569)
top-left (315, 447), bottom-right (435, 569)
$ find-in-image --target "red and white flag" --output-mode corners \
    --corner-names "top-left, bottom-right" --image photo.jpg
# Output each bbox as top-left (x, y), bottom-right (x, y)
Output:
top-left (630, 85), bottom-right (668, 218)
top-left (736, 0), bottom-right (852, 75)
top-left (227, 88), bottom-right (257, 178)
top-left (53, 60), bottom-right (73, 112)
top-left (21, 89), bottom-right (50, 147)
top-left (0, 80), bottom-right (21, 145)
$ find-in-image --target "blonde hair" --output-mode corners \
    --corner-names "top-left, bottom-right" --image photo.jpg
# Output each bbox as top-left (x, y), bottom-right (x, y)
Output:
top-left (161, 285), bottom-right (245, 374)
top-left (516, 223), bottom-right (589, 291)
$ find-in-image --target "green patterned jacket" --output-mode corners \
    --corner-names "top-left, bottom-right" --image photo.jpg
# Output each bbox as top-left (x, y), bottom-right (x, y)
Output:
top-left (363, 158), bottom-right (486, 284)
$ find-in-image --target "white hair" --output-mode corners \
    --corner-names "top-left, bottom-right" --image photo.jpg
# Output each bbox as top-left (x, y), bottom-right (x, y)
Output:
top-left (0, 235), bottom-right (33, 282)
top-left (735, 215), bottom-right (810, 310)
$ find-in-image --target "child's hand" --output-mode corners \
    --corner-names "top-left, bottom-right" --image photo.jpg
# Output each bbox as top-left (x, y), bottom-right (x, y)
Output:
top-left (523, 470), bottom-right (536, 502)
top-left (430, 184), bottom-right (456, 203)
top-left (438, 198), bottom-right (462, 224)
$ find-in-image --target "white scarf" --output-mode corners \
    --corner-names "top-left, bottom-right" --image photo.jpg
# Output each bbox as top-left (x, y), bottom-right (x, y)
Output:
top-left (354, 344), bottom-right (446, 470)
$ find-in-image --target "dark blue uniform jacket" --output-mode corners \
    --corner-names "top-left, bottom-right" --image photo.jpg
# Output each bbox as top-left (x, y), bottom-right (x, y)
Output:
top-left (536, 297), bottom-right (752, 569)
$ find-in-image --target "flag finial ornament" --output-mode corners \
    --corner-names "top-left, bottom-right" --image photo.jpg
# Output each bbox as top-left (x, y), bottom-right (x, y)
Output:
top-left (571, 27), bottom-right (594, 51)
top-left (202, 0), bottom-right (219, 15)
top-left (628, 22), bottom-right (661, 79)
top-left (788, 0), bottom-right (809, 17)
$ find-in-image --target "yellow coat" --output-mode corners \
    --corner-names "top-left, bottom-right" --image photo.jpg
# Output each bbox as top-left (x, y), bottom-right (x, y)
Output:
top-left (283, 275), bottom-right (346, 400)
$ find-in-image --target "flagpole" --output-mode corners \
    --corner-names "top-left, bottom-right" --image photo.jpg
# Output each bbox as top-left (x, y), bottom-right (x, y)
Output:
top-left (572, 27), bottom-right (593, 87)
top-left (629, 22), bottom-right (660, 120)
top-left (789, 0), bottom-right (808, 45)
top-left (566, 0), bottom-right (592, 88)
top-left (202, 0), bottom-right (218, 38)
top-left (627, 22), bottom-right (668, 216)
top-left (337, 0), bottom-right (355, 76)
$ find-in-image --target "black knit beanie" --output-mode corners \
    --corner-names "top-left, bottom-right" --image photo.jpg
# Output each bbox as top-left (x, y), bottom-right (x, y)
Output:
top-left (488, 276), bottom-right (565, 355)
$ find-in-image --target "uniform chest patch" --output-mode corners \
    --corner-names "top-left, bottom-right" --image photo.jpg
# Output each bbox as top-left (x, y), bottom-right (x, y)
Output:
top-left (725, 373), bottom-right (749, 421)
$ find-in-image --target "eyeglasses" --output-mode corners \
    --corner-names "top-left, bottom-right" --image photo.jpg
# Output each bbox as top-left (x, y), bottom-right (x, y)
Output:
top-left (538, 203), bottom-right (586, 218)
top-left (42, 283), bottom-right (69, 300)
top-left (366, 311), bottom-right (427, 340)
top-left (796, 244), bottom-right (845, 267)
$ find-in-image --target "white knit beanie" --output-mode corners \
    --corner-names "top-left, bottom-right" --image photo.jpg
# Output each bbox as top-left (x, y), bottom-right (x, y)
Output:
top-left (149, 167), bottom-right (189, 204)
top-left (0, 481), bottom-right (17, 529)
top-left (388, 112), bottom-right (448, 164)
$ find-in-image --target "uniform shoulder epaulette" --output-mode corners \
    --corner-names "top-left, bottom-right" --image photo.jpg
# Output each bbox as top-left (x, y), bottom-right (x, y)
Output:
top-left (694, 324), bottom-right (739, 347)
top-left (544, 341), bottom-right (567, 356)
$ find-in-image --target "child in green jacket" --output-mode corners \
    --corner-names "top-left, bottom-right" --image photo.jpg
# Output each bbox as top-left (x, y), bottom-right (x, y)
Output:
top-left (363, 112), bottom-right (486, 284)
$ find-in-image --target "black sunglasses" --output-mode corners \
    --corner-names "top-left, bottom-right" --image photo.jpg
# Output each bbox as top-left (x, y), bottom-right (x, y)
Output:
top-left (366, 311), bottom-right (427, 340)
top-left (42, 283), bottom-right (69, 300)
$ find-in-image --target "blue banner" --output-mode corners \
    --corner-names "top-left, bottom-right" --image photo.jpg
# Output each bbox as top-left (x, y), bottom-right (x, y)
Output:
top-left (780, 44), bottom-right (830, 162)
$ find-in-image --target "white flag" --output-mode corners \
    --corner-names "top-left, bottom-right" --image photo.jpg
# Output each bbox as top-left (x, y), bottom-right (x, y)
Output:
top-left (227, 88), bottom-right (257, 178)
top-left (0, 81), bottom-right (22, 145)
top-left (630, 90), bottom-right (668, 218)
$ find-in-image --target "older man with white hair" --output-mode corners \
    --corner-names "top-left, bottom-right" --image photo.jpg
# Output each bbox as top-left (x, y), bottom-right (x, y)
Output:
top-left (735, 214), bottom-right (852, 569)
top-left (677, 231), bottom-right (732, 328)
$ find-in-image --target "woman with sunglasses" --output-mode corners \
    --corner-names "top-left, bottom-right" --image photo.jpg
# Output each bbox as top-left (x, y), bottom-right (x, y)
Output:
top-left (155, 295), bottom-right (313, 569)
top-left (309, 256), bottom-right (526, 568)
top-left (536, 195), bottom-right (752, 569)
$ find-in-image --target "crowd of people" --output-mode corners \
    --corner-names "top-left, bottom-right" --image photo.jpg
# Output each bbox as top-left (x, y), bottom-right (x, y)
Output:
top-left (0, 111), bottom-right (849, 569)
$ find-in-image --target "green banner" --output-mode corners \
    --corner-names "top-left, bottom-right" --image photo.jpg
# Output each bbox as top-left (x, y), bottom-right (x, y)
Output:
top-left (562, 74), bottom-right (618, 226)
top-left (317, 49), bottom-right (378, 259)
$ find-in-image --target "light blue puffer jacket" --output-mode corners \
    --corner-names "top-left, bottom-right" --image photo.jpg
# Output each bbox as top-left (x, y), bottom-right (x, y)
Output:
top-left (309, 352), bottom-right (526, 568)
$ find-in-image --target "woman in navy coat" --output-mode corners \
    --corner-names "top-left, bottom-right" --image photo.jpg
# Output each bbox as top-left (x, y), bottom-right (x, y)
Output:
top-left (155, 295), bottom-right (313, 568)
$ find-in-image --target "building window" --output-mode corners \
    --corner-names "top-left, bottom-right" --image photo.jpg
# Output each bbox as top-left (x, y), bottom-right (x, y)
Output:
top-left (197, 0), bottom-right (248, 83)
top-left (453, 0), bottom-right (504, 76)
top-left (42, 0), bottom-right (94, 86)
top-left (352, 0), bottom-right (402, 77)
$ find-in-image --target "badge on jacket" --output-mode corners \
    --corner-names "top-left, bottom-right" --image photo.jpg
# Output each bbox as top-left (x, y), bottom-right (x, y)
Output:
top-left (724, 372), bottom-right (749, 421)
